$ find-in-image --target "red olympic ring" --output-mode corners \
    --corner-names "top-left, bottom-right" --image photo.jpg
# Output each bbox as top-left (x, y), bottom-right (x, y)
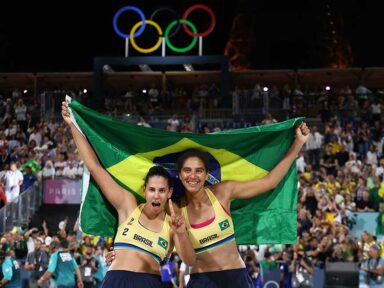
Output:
top-left (182, 4), bottom-right (216, 37)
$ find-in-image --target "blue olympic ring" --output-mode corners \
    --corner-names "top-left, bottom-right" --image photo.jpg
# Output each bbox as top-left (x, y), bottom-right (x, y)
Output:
top-left (113, 6), bottom-right (146, 39)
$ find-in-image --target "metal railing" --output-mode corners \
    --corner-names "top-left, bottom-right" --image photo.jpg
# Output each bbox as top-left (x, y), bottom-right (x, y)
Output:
top-left (0, 184), bottom-right (43, 234)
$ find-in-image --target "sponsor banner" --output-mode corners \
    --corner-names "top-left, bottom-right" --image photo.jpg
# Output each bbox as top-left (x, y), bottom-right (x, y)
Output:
top-left (44, 179), bottom-right (81, 204)
top-left (348, 212), bottom-right (379, 238)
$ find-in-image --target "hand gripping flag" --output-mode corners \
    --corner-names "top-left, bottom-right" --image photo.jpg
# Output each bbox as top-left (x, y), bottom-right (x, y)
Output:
top-left (69, 99), bottom-right (303, 244)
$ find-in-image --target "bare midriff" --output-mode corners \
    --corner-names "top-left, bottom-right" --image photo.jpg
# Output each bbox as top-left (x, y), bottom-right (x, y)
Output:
top-left (191, 241), bottom-right (245, 273)
top-left (109, 249), bottom-right (161, 275)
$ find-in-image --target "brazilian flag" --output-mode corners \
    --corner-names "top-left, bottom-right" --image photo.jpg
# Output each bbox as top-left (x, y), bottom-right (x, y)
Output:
top-left (69, 100), bottom-right (302, 244)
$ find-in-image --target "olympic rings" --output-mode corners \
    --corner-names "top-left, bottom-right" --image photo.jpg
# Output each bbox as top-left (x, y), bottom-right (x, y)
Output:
top-left (112, 5), bottom-right (216, 54)
top-left (165, 20), bottom-right (198, 53)
top-left (182, 4), bottom-right (216, 37)
top-left (130, 20), bottom-right (163, 54)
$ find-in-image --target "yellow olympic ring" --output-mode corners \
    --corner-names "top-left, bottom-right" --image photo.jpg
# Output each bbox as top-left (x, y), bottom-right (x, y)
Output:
top-left (129, 20), bottom-right (163, 53)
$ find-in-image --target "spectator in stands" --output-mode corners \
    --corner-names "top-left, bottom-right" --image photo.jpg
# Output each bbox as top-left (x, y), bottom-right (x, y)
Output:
top-left (4, 119), bottom-right (16, 138)
top-left (261, 113), bottom-right (277, 125)
top-left (251, 84), bottom-right (262, 106)
top-left (0, 133), bottom-right (8, 167)
top-left (7, 228), bottom-right (28, 261)
top-left (24, 227), bottom-right (40, 255)
top-left (29, 125), bottom-right (42, 147)
top-left (197, 84), bottom-right (209, 109)
top-left (37, 239), bottom-right (83, 288)
top-left (335, 144), bottom-right (349, 168)
top-left (296, 152), bottom-right (306, 173)
top-left (369, 176), bottom-right (383, 210)
top-left (201, 125), bottom-right (210, 134)
top-left (300, 185), bottom-right (319, 217)
top-left (345, 152), bottom-right (362, 176)
top-left (137, 116), bottom-right (151, 128)
top-left (305, 125), bottom-right (323, 169)
top-left (41, 160), bottom-right (55, 179)
top-left (148, 84), bottom-right (160, 109)
top-left (167, 114), bottom-right (180, 132)
top-left (359, 231), bottom-right (376, 260)
top-left (355, 84), bottom-right (372, 107)
top-left (356, 189), bottom-right (375, 212)
top-left (320, 145), bottom-right (338, 176)
top-left (2, 162), bottom-right (23, 203)
top-left (21, 166), bottom-right (37, 191)
top-left (54, 153), bottom-right (66, 177)
top-left (376, 159), bottom-right (384, 178)
top-left (76, 161), bottom-right (84, 179)
top-left (14, 98), bottom-right (27, 132)
top-left (62, 160), bottom-right (77, 179)
top-left (366, 145), bottom-right (379, 167)
top-left (208, 83), bottom-right (219, 109)
top-left (298, 209), bottom-right (312, 236)
top-left (34, 136), bottom-right (53, 159)
top-left (357, 122), bottom-right (371, 160)
top-left (187, 96), bottom-right (200, 117)
top-left (122, 88), bottom-right (135, 111)
top-left (1, 98), bottom-right (13, 125)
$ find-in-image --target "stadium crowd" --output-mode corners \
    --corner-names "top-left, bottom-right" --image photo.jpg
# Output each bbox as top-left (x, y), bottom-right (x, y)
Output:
top-left (0, 83), bottom-right (383, 287)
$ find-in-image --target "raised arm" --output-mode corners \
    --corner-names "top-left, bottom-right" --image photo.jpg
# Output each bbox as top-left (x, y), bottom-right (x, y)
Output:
top-left (214, 122), bottom-right (310, 200)
top-left (169, 200), bottom-right (196, 266)
top-left (62, 101), bottom-right (136, 220)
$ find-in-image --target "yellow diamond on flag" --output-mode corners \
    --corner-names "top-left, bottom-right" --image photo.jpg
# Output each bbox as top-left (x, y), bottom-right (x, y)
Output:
top-left (107, 138), bottom-right (268, 199)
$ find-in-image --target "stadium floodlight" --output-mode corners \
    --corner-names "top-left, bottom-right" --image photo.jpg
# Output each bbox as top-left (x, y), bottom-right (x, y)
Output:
top-left (183, 64), bottom-right (194, 71)
top-left (103, 65), bottom-right (114, 73)
top-left (138, 64), bottom-right (152, 72)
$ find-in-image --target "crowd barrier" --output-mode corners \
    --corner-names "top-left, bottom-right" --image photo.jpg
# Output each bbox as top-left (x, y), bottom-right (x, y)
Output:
top-left (261, 266), bottom-right (325, 288)
top-left (0, 185), bottom-right (42, 233)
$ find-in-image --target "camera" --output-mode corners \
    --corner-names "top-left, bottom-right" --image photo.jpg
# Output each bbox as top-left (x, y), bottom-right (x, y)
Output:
top-left (367, 271), bottom-right (379, 282)
top-left (245, 255), bottom-right (253, 262)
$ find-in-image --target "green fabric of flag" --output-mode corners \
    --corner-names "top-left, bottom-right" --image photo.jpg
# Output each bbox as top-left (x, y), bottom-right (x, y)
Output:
top-left (69, 100), bottom-right (303, 244)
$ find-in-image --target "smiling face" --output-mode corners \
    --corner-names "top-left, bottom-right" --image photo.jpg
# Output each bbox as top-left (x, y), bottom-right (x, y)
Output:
top-left (144, 176), bottom-right (173, 213)
top-left (179, 156), bottom-right (208, 194)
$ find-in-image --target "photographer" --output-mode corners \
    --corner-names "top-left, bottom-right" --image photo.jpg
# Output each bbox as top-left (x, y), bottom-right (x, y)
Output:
top-left (360, 244), bottom-right (384, 287)
top-left (244, 249), bottom-right (262, 288)
top-left (24, 238), bottom-right (50, 288)
top-left (79, 245), bottom-right (98, 288)
top-left (289, 248), bottom-right (313, 288)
